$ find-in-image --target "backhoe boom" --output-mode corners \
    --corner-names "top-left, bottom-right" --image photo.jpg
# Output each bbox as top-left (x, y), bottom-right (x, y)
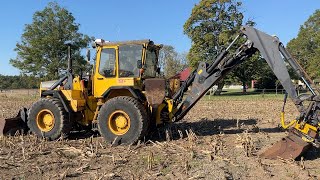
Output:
top-left (173, 26), bottom-right (319, 123)
top-left (172, 26), bottom-right (320, 159)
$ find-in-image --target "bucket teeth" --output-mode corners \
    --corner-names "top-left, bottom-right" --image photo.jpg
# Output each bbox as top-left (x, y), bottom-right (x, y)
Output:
top-left (260, 129), bottom-right (311, 159)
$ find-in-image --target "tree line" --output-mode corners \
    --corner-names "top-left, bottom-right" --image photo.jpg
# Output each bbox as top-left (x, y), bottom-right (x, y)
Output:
top-left (0, 75), bottom-right (40, 90)
top-left (8, 1), bottom-right (320, 91)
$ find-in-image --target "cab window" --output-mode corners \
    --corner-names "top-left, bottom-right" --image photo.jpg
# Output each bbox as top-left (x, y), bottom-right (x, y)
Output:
top-left (144, 49), bottom-right (157, 77)
top-left (99, 48), bottom-right (116, 77)
top-left (119, 45), bottom-right (142, 77)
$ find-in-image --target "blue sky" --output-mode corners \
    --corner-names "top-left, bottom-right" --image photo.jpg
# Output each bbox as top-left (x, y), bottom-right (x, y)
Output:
top-left (0, 0), bottom-right (319, 75)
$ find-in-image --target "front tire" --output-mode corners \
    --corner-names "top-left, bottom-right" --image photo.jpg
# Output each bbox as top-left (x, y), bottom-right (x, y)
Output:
top-left (98, 96), bottom-right (148, 145)
top-left (27, 98), bottom-right (71, 140)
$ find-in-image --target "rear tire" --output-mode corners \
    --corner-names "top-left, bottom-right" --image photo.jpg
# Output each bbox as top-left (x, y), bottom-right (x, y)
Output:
top-left (27, 98), bottom-right (71, 140)
top-left (98, 96), bottom-right (148, 145)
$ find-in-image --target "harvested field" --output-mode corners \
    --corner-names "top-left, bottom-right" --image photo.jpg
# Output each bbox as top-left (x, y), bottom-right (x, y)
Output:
top-left (1, 92), bottom-right (320, 179)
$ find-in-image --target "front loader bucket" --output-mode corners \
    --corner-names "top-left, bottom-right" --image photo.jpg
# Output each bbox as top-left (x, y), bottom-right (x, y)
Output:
top-left (0, 108), bottom-right (28, 136)
top-left (260, 130), bottom-right (311, 159)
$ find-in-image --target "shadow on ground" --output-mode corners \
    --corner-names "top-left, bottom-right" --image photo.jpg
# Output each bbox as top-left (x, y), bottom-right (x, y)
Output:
top-left (220, 91), bottom-right (263, 96)
top-left (67, 130), bottom-right (100, 140)
top-left (153, 118), bottom-right (284, 142)
top-left (302, 147), bottom-right (320, 160)
top-left (218, 89), bottom-right (300, 96)
top-left (65, 118), bottom-right (320, 160)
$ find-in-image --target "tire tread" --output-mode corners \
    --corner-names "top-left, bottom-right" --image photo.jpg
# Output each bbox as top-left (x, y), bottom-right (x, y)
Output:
top-left (98, 96), bottom-right (148, 144)
top-left (27, 98), bottom-right (71, 140)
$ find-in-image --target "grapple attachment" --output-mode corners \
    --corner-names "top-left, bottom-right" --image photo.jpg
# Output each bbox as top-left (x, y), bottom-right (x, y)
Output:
top-left (260, 129), bottom-right (312, 159)
top-left (0, 108), bottom-right (28, 135)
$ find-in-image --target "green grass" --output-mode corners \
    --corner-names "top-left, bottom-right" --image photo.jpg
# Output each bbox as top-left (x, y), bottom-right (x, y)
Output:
top-left (203, 89), bottom-right (286, 101)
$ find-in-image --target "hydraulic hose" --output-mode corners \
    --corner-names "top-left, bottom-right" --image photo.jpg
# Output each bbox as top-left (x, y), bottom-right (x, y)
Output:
top-left (280, 93), bottom-right (296, 129)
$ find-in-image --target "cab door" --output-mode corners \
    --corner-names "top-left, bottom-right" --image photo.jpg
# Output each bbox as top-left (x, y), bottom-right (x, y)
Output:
top-left (93, 46), bottom-right (118, 97)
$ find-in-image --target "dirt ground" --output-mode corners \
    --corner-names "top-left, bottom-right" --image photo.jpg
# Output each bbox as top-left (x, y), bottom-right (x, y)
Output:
top-left (1, 92), bottom-right (320, 180)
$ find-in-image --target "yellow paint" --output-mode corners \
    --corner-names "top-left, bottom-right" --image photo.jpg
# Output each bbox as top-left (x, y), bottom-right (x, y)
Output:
top-left (72, 76), bottom-right (82, 91)
top-left (294, 122), bottom-right (317, 135)
top-left (36, 109), bottom-right (55, 132)
top-left (302, 136), bottom-right (314, 143)
top-left (92, 99), bottom-right (105, 123)
top-left (92, 46), bottom-right (140, 97)
top-left (108, 110), bottom-right (131, 135)
top-left (169, 79), bottom-right (181, 95)
top-left (280, 112), bottom-right (296, 129)
top-left (61, 90), bottom-right (86, 112)
top-left (153, 99), bottom-right (176, 125)
top-left (81, 96), bottom-right (97, 126)
top-left (166, 99), bottom-right (175, 120)
top-left (280, 111), bottom-right (317, 141)
top-left (93, 45), bottom-right (118, 97)
top-left (156, 103), bottom-right (166, 125)
top-left (92, 42), bottom-right (161, 98)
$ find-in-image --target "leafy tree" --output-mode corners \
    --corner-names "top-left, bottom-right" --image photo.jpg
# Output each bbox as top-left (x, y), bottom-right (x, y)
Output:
top-left (184, 0), bottom-right (244, 67)
top-left (159, 45), bottom-right (188, 78)
top-left (252, 58), bottom-right (278, 89)
top-left (230, 52), bottom-right (262, 91)
top-left (287, 10), bottom-right (320, 79)
top-left (10, 2), bottom-right (91, 79)
top-left (184, 0), bottom-right (262, 93)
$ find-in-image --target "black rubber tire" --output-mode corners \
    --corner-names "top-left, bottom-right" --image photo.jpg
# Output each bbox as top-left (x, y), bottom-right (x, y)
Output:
top-left (27, 98), bottom-right (71, 140)
top-left (98, 96), bottom-right (148, 145)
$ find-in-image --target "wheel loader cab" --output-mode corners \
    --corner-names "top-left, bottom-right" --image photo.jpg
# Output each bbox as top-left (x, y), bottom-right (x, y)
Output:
top-left (92, 39), bottom-right (161, 98)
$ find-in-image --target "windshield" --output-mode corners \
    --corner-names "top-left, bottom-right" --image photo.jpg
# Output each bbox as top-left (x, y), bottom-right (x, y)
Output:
top-left (144, 49), bottom-right (157, 77)
top-left (119, 44), bottom-right (143, 77)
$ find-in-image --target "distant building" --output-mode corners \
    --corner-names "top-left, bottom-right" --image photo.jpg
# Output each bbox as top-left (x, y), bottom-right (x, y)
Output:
top-left (169, 67), bottom-right (192, 81)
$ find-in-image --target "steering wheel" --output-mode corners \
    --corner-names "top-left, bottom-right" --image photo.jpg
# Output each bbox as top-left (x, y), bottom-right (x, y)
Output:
top-left (103, 69), bottom-right (114, 77)
top-left (119, 70), bottom-right (134, 77)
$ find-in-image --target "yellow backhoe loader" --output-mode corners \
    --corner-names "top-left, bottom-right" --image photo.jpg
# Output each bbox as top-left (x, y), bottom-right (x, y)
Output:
top-left (1, 26), bottom-right (320, 160)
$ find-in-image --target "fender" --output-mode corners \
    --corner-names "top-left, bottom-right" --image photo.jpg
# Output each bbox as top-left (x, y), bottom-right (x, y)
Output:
top-left (102, 86), bottom-right (146, 101)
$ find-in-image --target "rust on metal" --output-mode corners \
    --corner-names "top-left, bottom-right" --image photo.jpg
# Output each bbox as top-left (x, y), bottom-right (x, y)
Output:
top-left (168, 78), bottom-right (180, 97)
top-left (144, 78), bottom-right (166, 106)
top-left (260, 129), bottom-right (311, 159)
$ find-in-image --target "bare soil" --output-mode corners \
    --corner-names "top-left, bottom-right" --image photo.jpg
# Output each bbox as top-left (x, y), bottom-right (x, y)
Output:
top-left (1, 92), bottom-right (320, 180)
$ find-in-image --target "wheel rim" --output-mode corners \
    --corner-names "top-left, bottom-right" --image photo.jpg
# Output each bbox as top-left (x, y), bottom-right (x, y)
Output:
top-left (108, 110), bottom-right (131, 135)
top-left (36, 109), bottom-right (55, 132)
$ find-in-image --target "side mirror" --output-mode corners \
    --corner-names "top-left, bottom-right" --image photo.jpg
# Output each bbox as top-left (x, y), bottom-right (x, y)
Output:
top-left (137, 60), bottom-right (142, 69)
top-left (86, 48), bottom-right (91, 62)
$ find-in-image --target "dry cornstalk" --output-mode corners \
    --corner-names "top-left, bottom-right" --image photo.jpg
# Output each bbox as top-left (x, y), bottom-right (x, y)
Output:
top-left (147, 151), bottom-right (154, 170)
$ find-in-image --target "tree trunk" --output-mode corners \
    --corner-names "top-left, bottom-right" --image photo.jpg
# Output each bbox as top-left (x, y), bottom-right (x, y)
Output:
top-left (214, 81), bottom-right (225, 95)
top-left (242, 81), bottom-right (247, 93)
